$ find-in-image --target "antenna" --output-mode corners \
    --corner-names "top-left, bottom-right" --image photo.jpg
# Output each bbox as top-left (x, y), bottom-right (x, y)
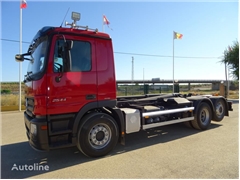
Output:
top-left (60, 7), bottom-right (70, 27)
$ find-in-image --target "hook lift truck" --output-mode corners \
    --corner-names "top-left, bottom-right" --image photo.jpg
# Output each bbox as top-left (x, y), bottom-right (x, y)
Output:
top-left (15, 12), bottom-right (233, 157)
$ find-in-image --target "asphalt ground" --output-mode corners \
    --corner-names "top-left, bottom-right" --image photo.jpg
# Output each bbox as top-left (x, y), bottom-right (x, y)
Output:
top-left (1, 103), bottom-right (239, 179)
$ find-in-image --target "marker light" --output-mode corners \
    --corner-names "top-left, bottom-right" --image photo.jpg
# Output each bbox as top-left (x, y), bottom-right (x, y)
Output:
top-left (41, 125), bottom-right (48, 130)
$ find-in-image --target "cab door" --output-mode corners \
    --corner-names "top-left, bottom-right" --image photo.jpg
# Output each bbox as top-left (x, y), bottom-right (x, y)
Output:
top-left (46, 34), bottom-right (97, 115)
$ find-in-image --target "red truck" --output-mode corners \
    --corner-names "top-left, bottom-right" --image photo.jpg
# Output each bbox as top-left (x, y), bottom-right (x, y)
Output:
top-left (15, 12), bottom-right (233, 157)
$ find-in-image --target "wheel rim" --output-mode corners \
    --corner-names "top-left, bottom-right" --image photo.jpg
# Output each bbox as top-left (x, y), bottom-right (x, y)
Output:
top-left (88, 123), bottom-right (112, 149)
top-left (200, 107), bottom-right (210, 125)
top-left (215, 102), bottom-right (224, 118)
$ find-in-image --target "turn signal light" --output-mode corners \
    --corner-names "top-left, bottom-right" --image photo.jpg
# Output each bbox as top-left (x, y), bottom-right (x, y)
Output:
top-left (41, 125), bottom-right (48, 130)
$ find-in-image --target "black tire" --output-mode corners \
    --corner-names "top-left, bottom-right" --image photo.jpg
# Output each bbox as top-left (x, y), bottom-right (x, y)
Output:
top-left (184, 121), bottom-right (193, 128)
top-left (77, 113), bottom-right (119, 157)
top-left (213, 99), bottom-right (225, 122)
top-left (191, 102), bottom-right (212, 130)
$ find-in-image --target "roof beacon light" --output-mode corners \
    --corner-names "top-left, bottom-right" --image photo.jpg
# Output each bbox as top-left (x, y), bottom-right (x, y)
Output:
top-left (66, 12), bottom-right (80, 28)
top-left (65, 12), bottom-right (98, 32)
top-left (72, 12), bottom-right (80, 22)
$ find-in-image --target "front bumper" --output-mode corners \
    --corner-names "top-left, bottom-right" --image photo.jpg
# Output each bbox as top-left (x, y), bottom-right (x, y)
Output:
top-left (24, 111), bottom-right (49, 151)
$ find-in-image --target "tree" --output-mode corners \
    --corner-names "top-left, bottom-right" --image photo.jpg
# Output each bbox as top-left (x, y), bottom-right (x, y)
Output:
top-left (222, 41), bottom-right (239, 80)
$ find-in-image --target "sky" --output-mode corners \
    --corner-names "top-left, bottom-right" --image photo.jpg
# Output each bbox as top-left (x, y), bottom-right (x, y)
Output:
top-left (0, 0), bottom-right (239, 82)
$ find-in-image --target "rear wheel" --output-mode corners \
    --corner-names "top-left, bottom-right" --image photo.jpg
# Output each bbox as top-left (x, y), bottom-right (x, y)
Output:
top-left (184, 121), bottom-right (193, 128)
top-left (213, 99), bottom-right (225, 122)
top-left (77, 113), bottom-right (119, 157)
top-left (191, 102), bottom-right (212, 130)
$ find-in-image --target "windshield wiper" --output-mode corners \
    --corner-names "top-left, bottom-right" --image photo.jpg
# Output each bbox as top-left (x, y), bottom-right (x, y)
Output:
top-left (27, 71), bottom-right (33, 75)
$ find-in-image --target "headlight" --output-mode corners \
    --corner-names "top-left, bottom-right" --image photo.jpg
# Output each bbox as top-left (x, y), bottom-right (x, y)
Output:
top-left (30, 124), bottom-right (37, 135)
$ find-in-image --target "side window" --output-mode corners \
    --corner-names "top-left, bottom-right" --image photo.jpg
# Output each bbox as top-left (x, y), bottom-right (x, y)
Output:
top-left (70, 41), bottom-right (91, 72)
top-left (53, 39), bottom-right (91, 72)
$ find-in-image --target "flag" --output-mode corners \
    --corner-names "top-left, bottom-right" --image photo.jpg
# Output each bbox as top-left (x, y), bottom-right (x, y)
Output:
top-left (174, 31), bottom-right (183, 39)
top-left (20, 0), bottom-right (27, 9)
top-left (103, 15), bottom-right (113, 31)
top-left (103, 15), bottom-right (110, 25)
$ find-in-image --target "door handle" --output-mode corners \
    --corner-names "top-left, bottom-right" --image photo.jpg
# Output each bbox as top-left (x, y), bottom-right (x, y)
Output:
top-left (86, 94), bottom-right (96, 100)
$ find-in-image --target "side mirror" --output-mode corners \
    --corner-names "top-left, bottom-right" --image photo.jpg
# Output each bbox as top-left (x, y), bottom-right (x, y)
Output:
top-left (15, 52), bottom-right (31, 62)
top-left (15, 54), bottom-right (24, 62)
top-left (65, 40), bottom-right (73, 50)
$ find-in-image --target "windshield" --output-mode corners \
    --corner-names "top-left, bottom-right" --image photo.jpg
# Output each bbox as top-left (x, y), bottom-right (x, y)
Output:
top-left (27, 37), bottom-right (48, 75)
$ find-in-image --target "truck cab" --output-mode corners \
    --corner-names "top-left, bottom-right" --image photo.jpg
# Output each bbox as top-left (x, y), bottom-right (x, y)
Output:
top-left (16, 13), bottom-right (118, 153)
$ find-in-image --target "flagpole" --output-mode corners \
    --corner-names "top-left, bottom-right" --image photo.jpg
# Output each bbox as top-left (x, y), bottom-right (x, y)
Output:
top-left (173, 31), bottom-right (175, 94)
top-left (224, 60), bottom-right (229, 98)
top-left (228, 65), bottom-right (230, 97)
top-left (102, 15), bottom-right (104, 32)
top-left (19, 3), bottom-right (22, 111)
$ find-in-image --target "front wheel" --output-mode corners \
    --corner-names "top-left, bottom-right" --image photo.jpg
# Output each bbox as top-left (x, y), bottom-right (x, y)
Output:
top-left (77, 113), bottom-right (119, 157)
top-left (191, 102), bottom-right (212, 130)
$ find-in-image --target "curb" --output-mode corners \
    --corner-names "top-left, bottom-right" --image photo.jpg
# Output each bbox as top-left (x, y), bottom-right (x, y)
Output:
top-left (1, 105), bottom-right (25, 112)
